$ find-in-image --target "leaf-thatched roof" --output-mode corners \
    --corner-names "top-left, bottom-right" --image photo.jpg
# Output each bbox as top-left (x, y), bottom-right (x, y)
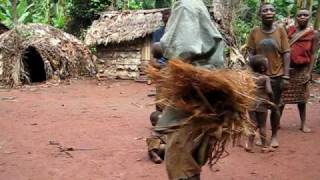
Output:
top-left (0, 23), bottom-right (96, 87)
top-left (85, 9), bottom-right (165, 46)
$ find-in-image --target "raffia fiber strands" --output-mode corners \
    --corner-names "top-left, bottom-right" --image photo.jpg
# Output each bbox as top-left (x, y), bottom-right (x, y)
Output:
top-left (147, 60), bottom-right (255, 114)
top-left (85, 9), bottom-right (163, 46)
top-left (0, 24), bottom-right (96, 87)
top-left (147, 60), bottom-right (256, 165)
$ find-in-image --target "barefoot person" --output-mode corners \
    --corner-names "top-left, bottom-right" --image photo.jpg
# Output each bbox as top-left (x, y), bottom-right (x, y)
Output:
top-left (247, 3), bottom-right (291, 148)
top-left (146, 43), bottom-right (167, 164)
top-left (153, 0), bottom-right (226, 179)
top-left (245, 55), bottom-right (275, 153)
top-left (280, 9), bottom-right (319, 133)
top-left (147, 0), bottom-right (255, 178)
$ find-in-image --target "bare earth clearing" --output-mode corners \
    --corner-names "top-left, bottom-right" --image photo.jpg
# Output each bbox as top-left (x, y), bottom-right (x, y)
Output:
top-left (0, 79), bottom-right (320, 180)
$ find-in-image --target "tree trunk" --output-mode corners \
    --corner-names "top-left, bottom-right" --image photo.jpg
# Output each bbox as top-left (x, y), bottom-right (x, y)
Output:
top-left (212, 0), bottom-right (237, 46)
top-left (306, 0), bottom-right (313, 12)
top-left (212, 0), bottom-right (247, 67)
top-left (296, 0), bottom-right (303, 10)
top-left (296, 0), bottom-right (313, 10)
top-left (46, 0), bottom-right (51, 24)
top-left (314, 0), bottom-right (320, 30)
top-left (123, 0), bottom-right (128, 10)
top-left (12, 0), bottom-right (17, 26)
top-left (111, 0), bottom-right (116, 10)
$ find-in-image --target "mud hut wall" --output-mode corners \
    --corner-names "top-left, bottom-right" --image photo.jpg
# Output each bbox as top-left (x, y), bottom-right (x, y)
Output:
top-left (96, 38), bottom-right (146, 79)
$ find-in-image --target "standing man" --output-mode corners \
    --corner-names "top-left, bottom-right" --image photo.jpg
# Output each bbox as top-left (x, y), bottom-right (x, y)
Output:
top-left (154, 0), bottom-right (225, 179)
top-left (247, 3), bottom-right (291, 148)
top-left (281, 9), bottom-right (319, 133)
top-left (152, 9), bottom-right (171, 43)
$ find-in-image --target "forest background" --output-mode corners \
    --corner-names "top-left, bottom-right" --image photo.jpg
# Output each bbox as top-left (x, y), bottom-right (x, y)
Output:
top-left (1, 0), bottom-right (320, 71)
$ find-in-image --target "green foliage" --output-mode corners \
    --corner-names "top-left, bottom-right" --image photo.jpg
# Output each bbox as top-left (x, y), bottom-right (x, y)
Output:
top-left (69, 0), bottom-right (110, 20)
top-left (0, 0), bottom-right (172, 32)
top-left (66, 0), bottom-right (110, 36)
top-left (52, 1), bottom-right (67, 28)
top-left (128, 0), bottom-right (143, 10)
top-left (124, 0), bottom-right (171, 10)
top-left (154, 0), bottom-right (171, 8)
top-left (142, 0), bottom-right (155, 9)
top-left (232, 0), bottom-right (260, 46)
top-left (0, 0), bottom-right (34, 28)
top-left (273, 0), bottom-right (296, 19)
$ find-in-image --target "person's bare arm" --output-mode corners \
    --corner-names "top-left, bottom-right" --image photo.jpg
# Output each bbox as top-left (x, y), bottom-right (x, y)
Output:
top-left (248, 49), bottom-right (255, 61)
top-left (283, 52), bottom-right (290, 78)
top-left (265, 77), bottom-right (273, 101)
top-left (308, 31), bottom-right (319, 75)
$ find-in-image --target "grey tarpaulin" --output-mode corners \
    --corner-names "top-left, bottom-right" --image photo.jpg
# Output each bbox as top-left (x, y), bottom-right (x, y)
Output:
top-left (160, 0), bottom-right (225, 69)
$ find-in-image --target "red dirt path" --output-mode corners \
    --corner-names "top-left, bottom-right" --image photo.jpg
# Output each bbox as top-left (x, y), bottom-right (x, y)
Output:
top-left (0, 79), bottom-right (320, 180)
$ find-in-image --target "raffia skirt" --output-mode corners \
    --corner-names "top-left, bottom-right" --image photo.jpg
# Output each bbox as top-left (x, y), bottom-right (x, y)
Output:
top-left (281, 66), bottom-right (310, 104)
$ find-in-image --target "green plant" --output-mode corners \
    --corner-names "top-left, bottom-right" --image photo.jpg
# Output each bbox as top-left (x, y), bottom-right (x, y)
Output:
top-left (232, 0), bottom-right (260, 47)
top-left (128, 0), bottom-right (143, 9)
top-left (0, 0), bottom-right (34, 28)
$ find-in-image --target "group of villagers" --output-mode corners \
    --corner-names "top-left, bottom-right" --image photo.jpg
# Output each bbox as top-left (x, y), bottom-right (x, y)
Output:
top-left (146, 0), bottom-right (319, 180)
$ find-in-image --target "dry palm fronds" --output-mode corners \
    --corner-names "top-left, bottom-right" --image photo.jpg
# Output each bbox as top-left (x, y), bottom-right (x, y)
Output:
top-left (147, 59), bottom-right (255, 114)
top-left (146, 59), bottom-right (256, 166)
top-left (85, 9), bottom-right (164, 46)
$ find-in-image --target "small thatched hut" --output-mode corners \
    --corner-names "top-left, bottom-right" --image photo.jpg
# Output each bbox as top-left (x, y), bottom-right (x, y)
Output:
top-left (0, 23), bottom-right (9, 35)
top-left (85, 9), bottom-right (164, 80)
top-left (0, 24), bottom-right (96, 87)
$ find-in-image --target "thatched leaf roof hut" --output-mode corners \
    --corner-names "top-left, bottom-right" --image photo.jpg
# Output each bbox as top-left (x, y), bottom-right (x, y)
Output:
top-left (85, 9), bottom-right (163, 46)
top-left (0, 24), bottom-right (96, 87)
top-left (84, 9), bottom-right (165, 80)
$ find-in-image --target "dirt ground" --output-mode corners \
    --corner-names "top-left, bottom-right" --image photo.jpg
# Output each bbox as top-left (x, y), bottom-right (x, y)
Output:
top-left (0, 79), bottom-right (320, 180)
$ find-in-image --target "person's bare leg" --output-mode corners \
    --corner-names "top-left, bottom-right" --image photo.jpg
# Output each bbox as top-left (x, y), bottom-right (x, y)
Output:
top-left (148, 150), bottom-right (162, 164)
top-left (246, 112), bottom-right (256, 152)
top-left (257, 112), bottom-right (268, 147)
top-left (245, 135), bottom-right (255, 153)
top-left (298, 103), bottom-right (311, 133)
top-left (257, 111), bottom-right (274, 152)
top-left (270, 108), bottom-right (280, 148)
top-left (278, 105), bottom-right (285, 129)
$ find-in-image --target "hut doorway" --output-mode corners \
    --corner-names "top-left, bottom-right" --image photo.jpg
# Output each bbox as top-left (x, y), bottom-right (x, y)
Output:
top-left (22, 47), bottom-right (46, 83)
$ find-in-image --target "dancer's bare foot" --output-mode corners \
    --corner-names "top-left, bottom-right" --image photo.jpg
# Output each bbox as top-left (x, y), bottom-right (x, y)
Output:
top-left (261, 147), bottom-right (275, 153)
top-left (270, 137), bottom-right (279, 148)
top-left (149, 150), bottom-right (162, 164)
top-left (255, 139), bottom-right (262, 147)
top-left (245, 143), bottom-right (254, 153)
top-left (300, 126), bottom-right (311, 133)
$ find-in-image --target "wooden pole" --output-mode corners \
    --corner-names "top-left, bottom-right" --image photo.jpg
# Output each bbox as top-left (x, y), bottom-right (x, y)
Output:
top-left (12, 0), bottom-right (17, 26)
